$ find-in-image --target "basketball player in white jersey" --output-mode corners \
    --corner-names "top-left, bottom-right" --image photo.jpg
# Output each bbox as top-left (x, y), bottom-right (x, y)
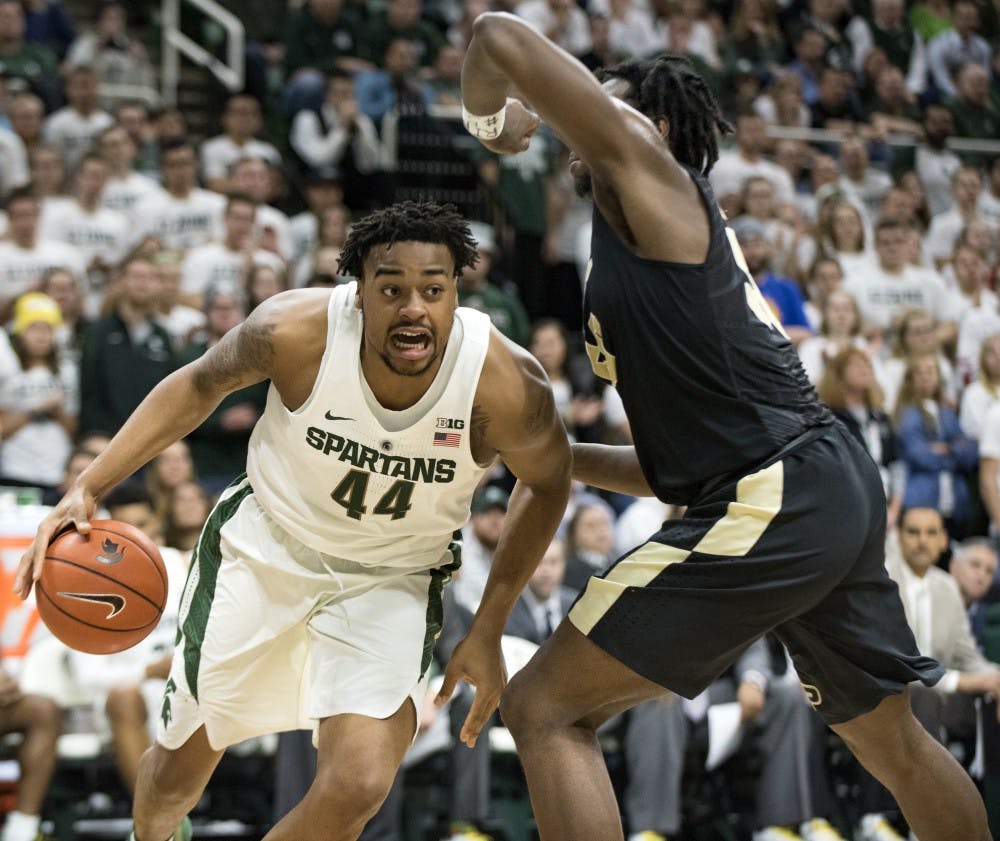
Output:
top-left (15, 201), bottom-right (572, 841)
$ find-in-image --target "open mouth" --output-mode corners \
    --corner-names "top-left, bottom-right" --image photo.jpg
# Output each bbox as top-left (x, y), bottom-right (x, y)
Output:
top-left (390, 328), bottom-right (432, 360)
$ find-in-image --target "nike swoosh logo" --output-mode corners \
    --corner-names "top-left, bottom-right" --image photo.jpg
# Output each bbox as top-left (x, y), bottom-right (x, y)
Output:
top-left (324, 412), bottom-right (353, 422)
top-left (58, 592), bottom-right (126, 619)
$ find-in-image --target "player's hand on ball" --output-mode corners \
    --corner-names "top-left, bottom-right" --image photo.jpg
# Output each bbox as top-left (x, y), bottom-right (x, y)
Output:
top-left (435, 631), bottom-right (507, 748)
top-left (14, 484), bottom-right (96, 600)
top-left (482, 98), bottom-right (540, 155)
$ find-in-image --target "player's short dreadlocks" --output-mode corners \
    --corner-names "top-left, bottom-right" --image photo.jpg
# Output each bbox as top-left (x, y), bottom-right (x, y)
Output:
top-left (597, 54), bottom-right (733, 176)
top-left (337, 201), bottom-right (479, 279)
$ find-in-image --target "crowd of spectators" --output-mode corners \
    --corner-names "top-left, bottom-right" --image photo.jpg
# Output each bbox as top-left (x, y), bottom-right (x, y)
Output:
top-left (0, 0), bottom-right (997, 838)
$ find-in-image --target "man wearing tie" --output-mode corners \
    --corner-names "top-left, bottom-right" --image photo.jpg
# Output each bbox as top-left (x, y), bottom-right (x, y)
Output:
top-left (864, 508), bottom-right (1000, 838)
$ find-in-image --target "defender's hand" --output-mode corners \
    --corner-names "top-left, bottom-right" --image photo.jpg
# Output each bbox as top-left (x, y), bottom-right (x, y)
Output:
top-left (480, 99), bottom-right (540, 156)
top-left (14, 485), bottom-right (96, 599)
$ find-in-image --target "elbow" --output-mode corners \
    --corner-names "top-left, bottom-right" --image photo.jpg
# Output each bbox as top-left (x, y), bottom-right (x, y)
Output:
top-left (472, 12), bottom-right (523, 60)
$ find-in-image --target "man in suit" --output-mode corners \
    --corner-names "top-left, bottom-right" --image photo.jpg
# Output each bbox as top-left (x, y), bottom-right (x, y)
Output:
top-left (862, 507), bottom-right (1000, 839)
top-left (948, 538), bottom-right (999, 651)
top-left (439, 537), bottom-right (576, 828)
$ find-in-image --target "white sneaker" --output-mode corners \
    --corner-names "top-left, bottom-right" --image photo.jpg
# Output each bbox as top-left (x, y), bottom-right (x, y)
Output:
top-left (752, 827), bottom-right (802, 841)
top-left (858, 814), bottom-right (906, 841)
top-left (798, 818), bottom-right (847, 841)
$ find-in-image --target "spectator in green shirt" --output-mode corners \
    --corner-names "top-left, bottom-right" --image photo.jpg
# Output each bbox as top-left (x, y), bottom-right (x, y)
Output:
top-left (282, 0), bottom-right (369, 116)
top-left (363, 0), bottom-right (445, 68)
top-left (459, 222), bottom-right (531, 347)
top-left (176, 281), bottom-right (267, 494)
top-left (0, 0), bottom-right (58, 108)
top-left (947, 62), bottom-right (1000, 168)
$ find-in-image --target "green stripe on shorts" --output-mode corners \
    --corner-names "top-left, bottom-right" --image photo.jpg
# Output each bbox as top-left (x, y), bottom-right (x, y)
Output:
top-left (179, 475), bottom-right (254, 701)
top-left (421, 530), bottom-right (463, 678)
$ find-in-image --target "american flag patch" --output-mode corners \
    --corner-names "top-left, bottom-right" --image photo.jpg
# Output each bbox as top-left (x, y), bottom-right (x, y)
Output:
top-left (433, 432), bottom-right (461, 447)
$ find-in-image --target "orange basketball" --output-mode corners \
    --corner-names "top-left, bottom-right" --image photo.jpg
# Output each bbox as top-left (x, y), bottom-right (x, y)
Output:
top-left (36, 519), bottom-right (168, 655)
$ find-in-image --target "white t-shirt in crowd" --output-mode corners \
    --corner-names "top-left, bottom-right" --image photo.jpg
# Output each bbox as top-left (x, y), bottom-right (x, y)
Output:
top-left (43, 107), bottom-right (114, 170)
top-left (709, 151), bottom-right (796, 205)
top-left (181, 241), bottom-right (285, 296)
top-left (39, 200), bottom-right (130, 267)
top-left (960, 380), bottom-right (1000, 440)
top-left (102, 171), bottom-right (163, 213)
top-left (0, 360), bottom-right (78, 486)
top-left (979, 190), bottom-right (1000, 229)
top-left (156, 304), bottom-right (206, 348)
top-left (925, 207), bottom-right (990, 265)
top-left (132, 188), bottom-right (226, 250)
top-left (915, 145), bottom-right (961, 217)
top-left (957, 305), bottom-right (1000, 386)
top-left (515, 0), bottom-right (591, 54)
top-left (844, 263), bottom-right (954, 329)
top-left (200, 135), bottom-right (282, 182)
top-left (0, 240), bottom-right (87, 299)
top-left (0, 126), bottom-right (29, 197)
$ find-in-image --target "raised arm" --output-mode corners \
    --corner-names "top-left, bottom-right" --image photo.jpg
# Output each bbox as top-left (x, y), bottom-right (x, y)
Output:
top-left (436, 331), bottom-right (571, 746)
top-left (14, 292), bottom-right (311, 598)
top-left (462, 12), bottom-right (712, 262)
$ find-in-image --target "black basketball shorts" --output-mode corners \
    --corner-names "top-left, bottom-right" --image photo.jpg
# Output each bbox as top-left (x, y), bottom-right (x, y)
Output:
top-left (567, 423), bottom-right (943, 724)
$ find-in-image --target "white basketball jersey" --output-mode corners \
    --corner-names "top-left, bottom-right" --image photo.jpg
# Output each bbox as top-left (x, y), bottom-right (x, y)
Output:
top-left (247, 282), bottom-right (492, 569)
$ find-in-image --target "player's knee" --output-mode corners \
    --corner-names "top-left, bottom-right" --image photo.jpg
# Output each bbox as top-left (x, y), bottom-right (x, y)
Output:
top-left (22, 695), bottom-right (61, 738)
top-left (312, 762), bottom-right (394, 818)
top-left (499, 670), bottom-right (547, 737)
top-left (142, 746), bottom-right (204, 804)
top-left (106, 685), bottom-right (148, 725)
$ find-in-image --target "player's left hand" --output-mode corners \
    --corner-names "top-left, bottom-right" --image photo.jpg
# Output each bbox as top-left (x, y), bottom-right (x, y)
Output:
top-left (480, 98), bottom-right (540, 156)
top-left (435, 631), bottom-right (507, 748)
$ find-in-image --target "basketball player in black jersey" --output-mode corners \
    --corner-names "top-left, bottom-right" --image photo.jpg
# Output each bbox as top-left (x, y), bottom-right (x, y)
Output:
top-left (449, 13), bottom-right (991, 841)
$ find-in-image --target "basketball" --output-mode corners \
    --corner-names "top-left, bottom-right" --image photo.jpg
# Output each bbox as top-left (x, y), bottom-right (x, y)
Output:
top-left (36, 519), bottom-right (168, 655)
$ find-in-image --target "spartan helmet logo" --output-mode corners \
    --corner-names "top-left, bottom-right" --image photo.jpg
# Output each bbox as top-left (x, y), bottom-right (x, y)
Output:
top-left (96, 537), bottom-right (125, 565)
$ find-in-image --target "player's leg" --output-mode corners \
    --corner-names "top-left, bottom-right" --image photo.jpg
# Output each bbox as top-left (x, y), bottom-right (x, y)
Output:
top-left (106, 685), bottom-right (151, 794)
top-left (132, 725), bottom-right (224, 841)
top-left (0, 694), bottom-right (60, 825)
top-left (830, 691), bottom-right (989, 841)
top-left (500, 622), bottom-right (668, 841)
top-left (262, 702), bottom-right (417, 841)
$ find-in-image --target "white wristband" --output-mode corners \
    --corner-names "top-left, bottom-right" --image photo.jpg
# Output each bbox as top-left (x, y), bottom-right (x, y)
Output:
top-left (462, 103), bottom-right (506, 140)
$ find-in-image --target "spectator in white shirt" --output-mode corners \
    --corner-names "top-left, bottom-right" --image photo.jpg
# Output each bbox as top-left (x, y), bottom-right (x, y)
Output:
top-left (709, 112), bottom-right (795, 214)
top-left (229, 155), bottom-right (293, 261)
top-left (289, 69), bottom-right (381, 203)
top-left (959, 334), bottom-right (1000, 441)
top-left (289, 174), bottom-right (345, 273)
top-left (0, 120), bottom-right (28, 198)
top-left (200, 93), bottom-right (282, 196)
top-left (181, 194), bottom-right (285, 303)
top-left (844, 218), bottom-right (954, 335)
top-left (97, 124), bottom-right (161, 213)
top-left (153, 252), bottom-right (204, 348)
top-left (838, 134), bottom-right (892, 220)
top-left (0, 188), bottom-right (85, 319)
top-left (42, 64), bottom-right (113, 171)
top-left (926, 0), bottom-right (991, 98)
top-left (908, 103), bottom-right (962, 217)
top-left (515, 0), bottom-right (591, 56)
top-left (131, 138), bottom-right (225, 250)
top-left (38, 152), bottom-right (129, 284)
top-left (955, 245), bottom-right (1000, 383)
top-left (925, 165), bottom-right (990, 269)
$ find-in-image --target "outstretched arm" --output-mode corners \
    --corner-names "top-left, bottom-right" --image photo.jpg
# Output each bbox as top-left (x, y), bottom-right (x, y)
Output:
top-left (436, 334), bottom-right (571, 746)
top-left (571, 443), bottom-right (653, 497)
top-left (14, 294), bottom-right (298, 598)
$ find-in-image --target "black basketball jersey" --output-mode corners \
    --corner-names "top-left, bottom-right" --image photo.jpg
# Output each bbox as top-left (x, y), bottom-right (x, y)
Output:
top-left (583, 168), bottom-right (832, 504)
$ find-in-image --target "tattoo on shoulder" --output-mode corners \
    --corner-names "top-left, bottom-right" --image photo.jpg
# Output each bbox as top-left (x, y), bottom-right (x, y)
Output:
top-left (193, 317), bottom-right (276, 393)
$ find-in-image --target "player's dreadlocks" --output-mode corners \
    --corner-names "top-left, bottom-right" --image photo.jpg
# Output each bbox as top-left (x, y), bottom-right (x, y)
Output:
top-left (338, 201), bottom-right (479, 279)
top-left (597, 54), bottom-right (733, 176)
